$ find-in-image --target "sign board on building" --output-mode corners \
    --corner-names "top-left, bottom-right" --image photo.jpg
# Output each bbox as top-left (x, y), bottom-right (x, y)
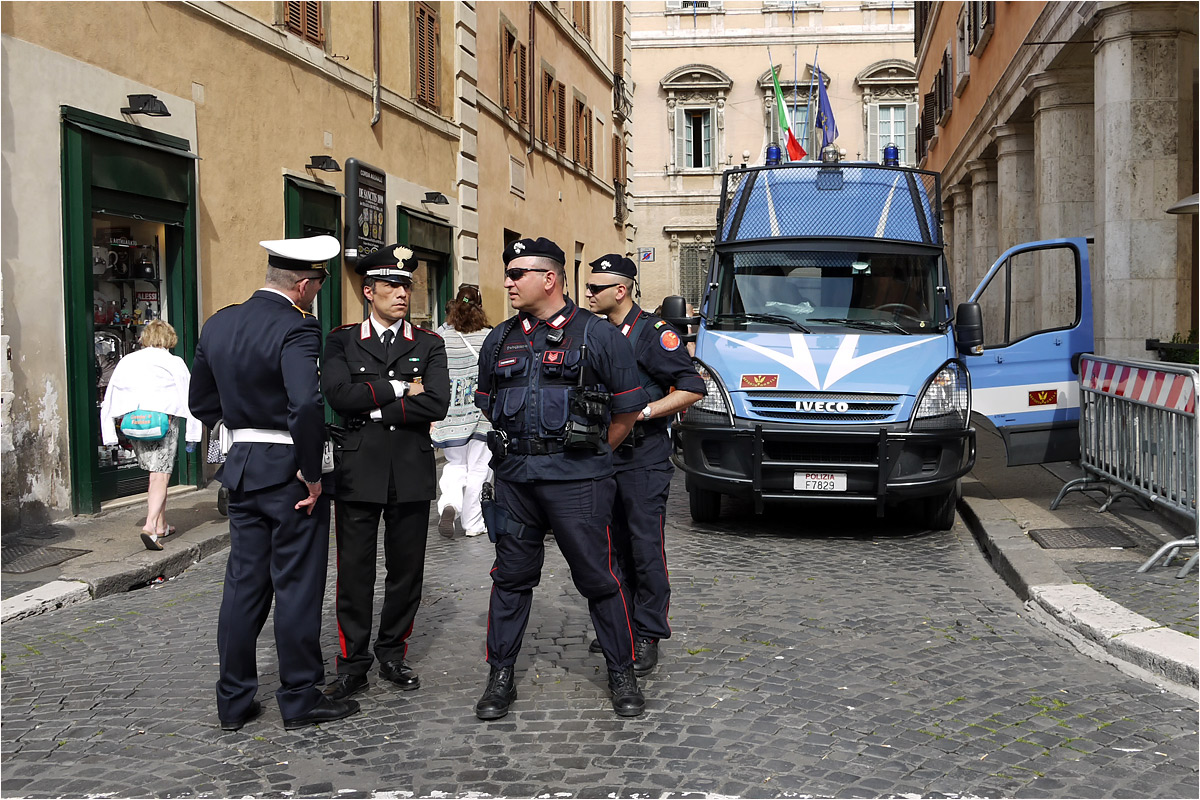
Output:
top-left (344, 158), bottom-right (386, 261)
top-left (638, 247), bottom-right (655, 262)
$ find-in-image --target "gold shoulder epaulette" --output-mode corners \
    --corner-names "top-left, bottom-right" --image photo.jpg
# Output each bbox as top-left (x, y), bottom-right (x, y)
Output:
top-left (292, 304), bottom-right (314, 317)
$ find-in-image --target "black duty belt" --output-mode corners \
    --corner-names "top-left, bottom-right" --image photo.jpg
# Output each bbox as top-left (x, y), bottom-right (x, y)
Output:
top-left (506, 438), bottom-right (566, 455)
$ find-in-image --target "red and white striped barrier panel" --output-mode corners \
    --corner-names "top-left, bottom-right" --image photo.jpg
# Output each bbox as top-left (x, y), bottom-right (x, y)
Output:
top-left (1081, 356), bottom-right (1196, 414)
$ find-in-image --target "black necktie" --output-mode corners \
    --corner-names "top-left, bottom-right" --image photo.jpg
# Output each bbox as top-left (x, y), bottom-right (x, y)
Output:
top-left (381, 329), bottom-right (394, 353)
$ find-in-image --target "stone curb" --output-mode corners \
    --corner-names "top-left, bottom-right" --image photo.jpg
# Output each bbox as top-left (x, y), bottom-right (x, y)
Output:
top-left (959, 496), bottom-right (1199, 699)
top-left (1, 521), bottom-right (232, 624)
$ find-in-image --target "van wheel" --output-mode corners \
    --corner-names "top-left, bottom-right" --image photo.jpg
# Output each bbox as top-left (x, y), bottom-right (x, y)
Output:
top-left (689, 486), bottom-right (722, 523)
top-left (924, 482), bottom-right (959, 531)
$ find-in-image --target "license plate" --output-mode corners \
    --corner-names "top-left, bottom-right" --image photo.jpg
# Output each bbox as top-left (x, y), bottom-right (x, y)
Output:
top-left (795, 471), bottom-right (847, 492)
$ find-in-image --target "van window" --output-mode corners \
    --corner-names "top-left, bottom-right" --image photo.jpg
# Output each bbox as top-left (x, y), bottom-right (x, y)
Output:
top-left (713, 249), bottom-right (939, 332)
top-left (976, 246), bottom-right (1078, 347)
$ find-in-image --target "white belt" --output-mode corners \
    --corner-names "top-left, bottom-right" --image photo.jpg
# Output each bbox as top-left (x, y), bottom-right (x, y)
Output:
top-left (221, 427), bottom-right (293, 454)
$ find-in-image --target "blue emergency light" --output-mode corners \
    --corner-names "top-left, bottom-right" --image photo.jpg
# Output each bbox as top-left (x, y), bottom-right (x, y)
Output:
top-left (883, 143), bottom-right (900, 167)
top-left (765, 143), bottom-right (783, 166)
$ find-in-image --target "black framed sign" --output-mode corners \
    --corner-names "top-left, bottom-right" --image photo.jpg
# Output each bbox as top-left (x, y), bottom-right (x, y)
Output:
top-left (344, 158), bottom-right (386, 261)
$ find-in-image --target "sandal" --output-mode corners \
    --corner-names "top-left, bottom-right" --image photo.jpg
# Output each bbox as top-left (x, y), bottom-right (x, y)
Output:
top-left (158, 525), bottom-right (177, 539)
top-left (140, 531), bottom-right (164, 551)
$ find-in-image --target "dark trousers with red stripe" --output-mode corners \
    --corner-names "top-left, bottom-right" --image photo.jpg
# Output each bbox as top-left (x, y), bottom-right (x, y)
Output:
top-left (488, 477), bottom-right (635, 671)
top-left (612, 463), bottom-right (674, 641)
top-left (333, 485), bottom-right (429, 676)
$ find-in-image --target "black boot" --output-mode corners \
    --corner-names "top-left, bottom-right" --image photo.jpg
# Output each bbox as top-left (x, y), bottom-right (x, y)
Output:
top-left (608, 666), bottom-right (645, 717)
top-left (475, 665), bottom-right (517, 721)
top-left (633, 638), bottom-right (659, 677)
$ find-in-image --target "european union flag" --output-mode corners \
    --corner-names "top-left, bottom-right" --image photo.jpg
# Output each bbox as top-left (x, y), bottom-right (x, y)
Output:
top-left (816, 69), bottom-right (838, 149)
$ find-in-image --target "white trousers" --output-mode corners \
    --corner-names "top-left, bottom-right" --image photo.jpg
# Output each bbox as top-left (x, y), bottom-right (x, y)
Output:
top-left (437, 438), bottom-right (493, 534)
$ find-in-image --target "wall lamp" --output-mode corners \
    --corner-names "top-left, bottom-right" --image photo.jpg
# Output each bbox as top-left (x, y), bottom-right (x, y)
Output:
top-left (422, 191), bottom-right (450, 205)
top-left (307, 155), bottom-right (341, 172)
top-left (121, 94), bottom-right (170, 117)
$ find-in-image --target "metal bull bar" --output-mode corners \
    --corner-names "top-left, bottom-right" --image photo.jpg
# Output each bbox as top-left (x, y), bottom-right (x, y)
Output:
top-left (1051, 355), bottom-right (1198, 577)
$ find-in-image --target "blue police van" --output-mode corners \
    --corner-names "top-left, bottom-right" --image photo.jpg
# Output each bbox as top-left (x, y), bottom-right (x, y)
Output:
top-left (661, 153), bottom-right (1094, 530)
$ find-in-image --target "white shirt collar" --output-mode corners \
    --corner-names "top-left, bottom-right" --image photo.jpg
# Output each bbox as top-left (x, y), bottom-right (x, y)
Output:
top-left (369, 315), bottom-right (404, 338)
top-left (260, 287), bottom-right (296, 304)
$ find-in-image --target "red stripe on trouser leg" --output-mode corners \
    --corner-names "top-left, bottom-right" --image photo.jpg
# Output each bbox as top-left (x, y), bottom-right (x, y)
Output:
top-left (335, 515), bottom-right (348, 659)
top-left (606, 524), bottom-right (636, 661)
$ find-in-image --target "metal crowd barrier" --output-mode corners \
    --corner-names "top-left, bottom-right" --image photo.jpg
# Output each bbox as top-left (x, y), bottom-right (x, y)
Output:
top-left (1051, 354), bottom-right (1198, 578)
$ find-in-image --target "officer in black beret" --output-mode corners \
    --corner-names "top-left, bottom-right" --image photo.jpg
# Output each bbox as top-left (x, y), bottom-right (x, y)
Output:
top-left (319, 244), bottom-right (450, 702)
top-left (189, 234), bottom-right (360, 731)
top-left (472, 237), bottom-right (651, 719)
top-left (584, 254), bottom-right (705, 677)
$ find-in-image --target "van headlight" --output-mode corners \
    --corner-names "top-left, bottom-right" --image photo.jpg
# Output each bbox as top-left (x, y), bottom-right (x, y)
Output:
top-left (911, 361), bottom-right (970, 430)
top-left (682, 359), bottom-right (733, 426)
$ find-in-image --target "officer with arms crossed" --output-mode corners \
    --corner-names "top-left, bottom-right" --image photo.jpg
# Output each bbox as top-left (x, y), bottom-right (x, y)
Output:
top-left (473, 237), bottom-right (650, 720)
top-left (189, 234), bottom-right (359, 731)
top-left (320, 244), bottom-right (450, 701)
top-left (584, 255), bottom-right (705, 676)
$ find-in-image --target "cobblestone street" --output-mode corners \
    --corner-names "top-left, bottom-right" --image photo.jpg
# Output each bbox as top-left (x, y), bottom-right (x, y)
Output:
top-left (2, 477), bottom-right (1197, 799)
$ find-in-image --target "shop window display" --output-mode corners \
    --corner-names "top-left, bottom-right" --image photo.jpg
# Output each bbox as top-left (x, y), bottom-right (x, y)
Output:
top-left (92, 213), bottom-right (167, 471)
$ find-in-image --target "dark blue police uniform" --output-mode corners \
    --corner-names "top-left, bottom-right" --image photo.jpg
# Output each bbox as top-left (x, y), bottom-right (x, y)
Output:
top-left (189, 235), bottom-right (356, 731)
top-left (609, 302), bottom-right (705, 650)
top-left (472, 237), bottom-right (649, 719)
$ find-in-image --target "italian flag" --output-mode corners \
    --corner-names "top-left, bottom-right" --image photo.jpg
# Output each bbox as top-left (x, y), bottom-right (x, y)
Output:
top-left (771, 67), bottom-right (806, 161)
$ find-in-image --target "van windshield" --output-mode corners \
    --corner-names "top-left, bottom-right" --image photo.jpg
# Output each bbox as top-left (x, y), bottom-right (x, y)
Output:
top-left (712, 249), bottom-right (941, 333)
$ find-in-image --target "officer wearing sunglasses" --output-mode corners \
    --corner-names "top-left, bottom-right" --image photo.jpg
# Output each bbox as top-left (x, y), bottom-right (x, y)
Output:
top-left (583, 254), bottom-right (705, 679)
top-left (472, 236), bottom-right (650, 720)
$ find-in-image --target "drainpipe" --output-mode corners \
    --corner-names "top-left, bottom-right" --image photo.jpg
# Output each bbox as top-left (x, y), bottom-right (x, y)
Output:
top-left (527, 1), bottom-right (535, 155)
top-left (371, 0), bottom-right (381, 127)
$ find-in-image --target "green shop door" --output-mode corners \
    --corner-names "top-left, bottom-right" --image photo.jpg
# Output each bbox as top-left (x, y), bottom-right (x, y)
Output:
top-left (396, 208), bottom-right (452, 329)
top-left (61, 108), bottom-right (200, 513)
top-left (285, 176), bottom-right (343, 340)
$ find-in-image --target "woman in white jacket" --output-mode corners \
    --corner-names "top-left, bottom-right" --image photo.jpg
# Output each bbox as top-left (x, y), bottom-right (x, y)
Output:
top-left (99, 319), bottom-right (201, 550)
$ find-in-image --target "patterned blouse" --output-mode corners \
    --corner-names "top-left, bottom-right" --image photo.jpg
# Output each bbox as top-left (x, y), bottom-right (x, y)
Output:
top-left (430, 323), bottom-right (492, 448)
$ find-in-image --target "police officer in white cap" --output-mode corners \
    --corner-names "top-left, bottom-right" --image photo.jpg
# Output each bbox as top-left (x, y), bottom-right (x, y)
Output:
top-left (189, 234), bottom-right (360, 731)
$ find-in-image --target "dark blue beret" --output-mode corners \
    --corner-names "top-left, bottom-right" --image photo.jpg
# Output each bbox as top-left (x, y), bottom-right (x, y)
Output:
top-left (503, 237), bottom-right (565, 266)
top-left (588, 253), bottom-right (637, 279)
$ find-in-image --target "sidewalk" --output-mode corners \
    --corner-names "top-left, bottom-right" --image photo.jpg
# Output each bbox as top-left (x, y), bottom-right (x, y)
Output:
top-left (3, 435), bottom-right (1196, 698)
top-left (961, 425), bottom-right (1198, 699)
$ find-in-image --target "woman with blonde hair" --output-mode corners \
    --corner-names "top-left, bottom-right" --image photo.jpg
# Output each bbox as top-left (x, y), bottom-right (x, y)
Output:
top-left (100, 319), bottom-right (201, 550)
top-left (431, 284), bottom-right (492, 537)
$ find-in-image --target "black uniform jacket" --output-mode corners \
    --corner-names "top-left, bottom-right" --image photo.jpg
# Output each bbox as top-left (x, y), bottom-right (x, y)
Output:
top-left (322, 318), bottom-right (450, 504)
top-left (614, 304), bottom-right (707, 471)
top-left (189, 289), bottom-right (326, 491)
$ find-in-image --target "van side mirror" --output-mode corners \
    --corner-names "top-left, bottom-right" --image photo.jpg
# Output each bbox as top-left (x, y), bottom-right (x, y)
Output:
top-left (661, 295), bottom-right (699, 342)
top-left (955, 302), bottom-right (984, 355)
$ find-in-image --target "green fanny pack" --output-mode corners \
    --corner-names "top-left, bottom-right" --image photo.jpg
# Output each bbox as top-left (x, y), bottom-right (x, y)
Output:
top-left (120, 410), bottom-right (171, 441)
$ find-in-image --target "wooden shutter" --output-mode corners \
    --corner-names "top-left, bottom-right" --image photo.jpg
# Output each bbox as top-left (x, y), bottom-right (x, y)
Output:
top-left (572, 99), bottom-right (582, 164)
top-left (587, 110), bottom-right (595, 171)
top-left (416, 3), bottom-right (438, 110)
top-left (516, 43), bottom-right (528, 124)
top-left (501, 29), bottom-right (514, 114)
top-left (543, 72), bottom-right (555, 145)
top-left (573, 2), bottom-right (590, 39)
top-left (556, 83), bottom-right (568, 152)
top-left (612, 2), bottom-right (624, 77)
top-left (612, 133), bottom-right (621, 182)
top-left (922, 90), bottom-right (936, 149)
top-left (675, 106), bottom-right (686, 168)
top-left (867, 104), bottom-right (880, 163)
top-left (285, 1), bottom-right (324, 46)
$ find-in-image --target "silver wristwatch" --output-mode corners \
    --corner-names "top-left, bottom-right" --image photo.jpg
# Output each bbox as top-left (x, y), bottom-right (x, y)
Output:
top-left (641, 405), bottom-right (653, 421)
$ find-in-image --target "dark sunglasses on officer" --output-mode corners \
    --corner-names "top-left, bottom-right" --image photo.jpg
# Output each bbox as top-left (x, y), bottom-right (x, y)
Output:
top-left (584, 282), bottom-right (623, 295)
top-left (503, 267), bottom-right (551, 281)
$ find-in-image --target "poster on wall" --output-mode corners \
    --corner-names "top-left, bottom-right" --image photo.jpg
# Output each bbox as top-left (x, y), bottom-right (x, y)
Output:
top-left (344, 158), bottom-right (386, 262)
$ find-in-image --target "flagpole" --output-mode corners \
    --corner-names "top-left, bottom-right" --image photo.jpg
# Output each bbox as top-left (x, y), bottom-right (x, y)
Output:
top-left (793, 47), bottom-right (799, 156)
top-left (802, 46), bottom-right (818, 158)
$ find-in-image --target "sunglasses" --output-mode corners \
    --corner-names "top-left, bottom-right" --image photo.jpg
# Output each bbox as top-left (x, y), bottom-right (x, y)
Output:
top-left (585, 282), bottom-right (622, 295)
top-left (504, 267), bottom-right (550, 281)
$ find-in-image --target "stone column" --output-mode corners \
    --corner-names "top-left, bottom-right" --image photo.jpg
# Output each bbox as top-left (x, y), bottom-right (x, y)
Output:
top-left (994, 123), bottom-right (1036, 252)
top-left (1090, 1), bottom-right (1198, 357)
top-left (966, 159), bottom-right (998, 289)
top-left (1027, 68), bottom-right (1095, 337)
top-left (947, 183), bottom-right (973, 304)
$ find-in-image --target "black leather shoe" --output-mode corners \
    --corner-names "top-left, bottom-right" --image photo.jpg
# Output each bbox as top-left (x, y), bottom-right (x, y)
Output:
top-left (282, 696), bottom-right (360, 730)
top-left (378, 660), bottom-right (420, 691)
top-left (324, 673), bottom-right (368, 700)
top-left (219, 699), bottom-right (262, 731)
top-left (475, 665), bottom-right (517, 720)
top-left (633, 638), bottom-right (659, 677)
top-left (588, 637), bottom-right (603, 654)
top-left (608, 667), bottom-right (645, 717)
